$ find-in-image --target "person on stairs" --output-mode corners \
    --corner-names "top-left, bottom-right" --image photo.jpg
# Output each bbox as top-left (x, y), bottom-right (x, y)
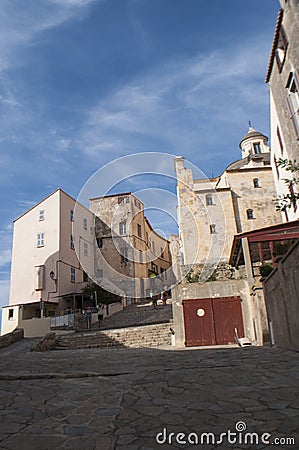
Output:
top-left (97, 304), bottom-right (105, 328)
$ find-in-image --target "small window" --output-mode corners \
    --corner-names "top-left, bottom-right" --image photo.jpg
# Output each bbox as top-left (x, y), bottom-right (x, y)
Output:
top-left (37, 233), bottom-right (45, 247)
top-left (8, 309), bottom-right (14, 320)
top-left (206, 195), bottom-right (213, 206)
top-left (152, 241), bottom-right (156, 253)
top-left (71, 267), bottom-right (76, 283)
top-left (253, 143), bottom-right (261, 154)
top-left (247, 209), bottom-right (254, 219)
top-left (289, 183), bottom-right (297, 212)
top-left (137, 224), bottom-right (142, 238)
top-left (253, 178), bottom-right (260, 188)
top-left (83, 271), bottom-right (89, 282)
top-left (121, 247), bottom-right (128, 263)
top-left (83, 242), bottom-right (88, 256)
top-left (83, 218), bottom-right (88, 230)
top-left (274, 155), bottom-right (280, 179)
top-left (119, 222), bottom-right (126, 235)
top-left (97, 237), bottom-right (103, 248)
top-left (161, 247), bottom-right (164, 259)
top-left (275, 26), bottom-right (288, 72)
top-left (277, 126), bottom-right (284, 154)
top-left (39, 210), bottom-right (45, 221)
top-left (118, 196), bottom-right (129, 205)
top-left (70, 210), bottom-right (74, 221)
top-left (70, 234), bottom-right (75, 249)
top-left (210, 224), bottom-right (216, 234)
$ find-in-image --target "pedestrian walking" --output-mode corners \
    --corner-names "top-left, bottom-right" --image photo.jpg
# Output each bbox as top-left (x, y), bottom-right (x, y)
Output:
top-left (162, 290), bottom-right (168, 306)
top-left (152, 294), bottom-right (158, 310)
top-left (97, 304), bottom-right (105, 328)
top-left (85, 307), bottom-right (92, 330)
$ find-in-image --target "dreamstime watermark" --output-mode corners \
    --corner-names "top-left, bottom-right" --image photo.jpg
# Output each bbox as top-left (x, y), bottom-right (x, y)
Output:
top-left (155, 421), bottom-right (296, 447)
top-left (73, 152), bottom-right (226, 298)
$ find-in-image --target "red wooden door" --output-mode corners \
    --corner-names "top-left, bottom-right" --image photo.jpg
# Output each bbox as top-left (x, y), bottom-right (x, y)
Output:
top-left (212, 297), bottom-right (244, 345)
top-left (183, 298), bottom-right (216, 346)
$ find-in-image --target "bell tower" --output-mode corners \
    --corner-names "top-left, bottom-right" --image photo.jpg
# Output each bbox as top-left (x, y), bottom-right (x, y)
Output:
top-left (239, 124), bottom-right (270, 159)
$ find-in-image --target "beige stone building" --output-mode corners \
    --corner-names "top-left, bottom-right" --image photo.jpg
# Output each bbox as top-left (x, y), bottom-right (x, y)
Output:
top-left (266, 0), bottom-right (299, 221)
top-left (1, 189), bottom-right (94, 336)
top-left (174, 127), bottom-right (282, 268)
top-left (90, 193), bottom-right (173, 299)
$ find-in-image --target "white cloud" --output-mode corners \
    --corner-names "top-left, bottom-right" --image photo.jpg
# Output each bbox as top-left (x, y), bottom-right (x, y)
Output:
top-left (0, 279), bottom-right (10, 309)
top-left (0, 0), bottom-right (98, 73)
top-left (77, 35), bottom-right (271, 162)
top-left (17, 200), bottom-right (37, 208)
top-left (0, 249), bottom-right (11, 267)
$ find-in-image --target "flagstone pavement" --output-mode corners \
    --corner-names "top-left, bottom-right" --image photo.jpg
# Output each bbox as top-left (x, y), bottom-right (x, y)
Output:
top-left (0, 339), bottom-right (298, 450)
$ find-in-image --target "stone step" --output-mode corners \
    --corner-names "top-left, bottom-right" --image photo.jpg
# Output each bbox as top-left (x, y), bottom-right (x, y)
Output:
top-left (55, 322), bottom-right (172, 350)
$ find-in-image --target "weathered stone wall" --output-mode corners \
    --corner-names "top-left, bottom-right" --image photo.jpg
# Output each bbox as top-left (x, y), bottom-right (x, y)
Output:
top-left (270, 0), bottom-right (299, 162)
top-left (263, 240), bottom-right (299, 351)
top-left (0, 328), bottom-right (24, 349)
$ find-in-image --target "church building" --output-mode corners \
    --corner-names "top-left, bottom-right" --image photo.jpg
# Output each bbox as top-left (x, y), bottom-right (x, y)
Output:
top-left (174, 126), bottom-right (282, 268)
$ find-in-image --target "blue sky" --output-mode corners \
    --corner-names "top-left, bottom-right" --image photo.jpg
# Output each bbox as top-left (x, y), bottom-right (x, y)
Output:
top-left (0, 0), bottom-right (280, 308)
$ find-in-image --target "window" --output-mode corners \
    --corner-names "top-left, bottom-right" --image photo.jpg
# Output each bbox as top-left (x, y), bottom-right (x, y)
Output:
top-left (37, 233), bottom-right (45, 247)
top-left (161, 247), bottom-right (164, 259)
top-left (137, 224), bottom-right (142, 238)
top-left (119, 221), bottom-right (126, 235)
top-left (97, 237), bottom-right (103, 248)
top-left (253, 178), bottom-right (260, 188)
top-left (139, 250), bottom-right (143, 263)
top-left (289, 183), bottom-right (297, 212)
top-left (275, 26), bottom-right (288, 72)
top-left (277, 126), bottom-right (284, 154)
top-left (274, 155), bottom-right (280, 179)
top-left (70, 234), bottom-right (75, 249)
top-left (151, 241), bottom-right (156, 254)
top-left (152, 263), bottom-right (158, 274)
top-left (83, 218), bottom-right (88, 230)
top-left (83, 242), bottom-right (88, 256)
top-left (39, 210), bottom-right (45, 221)
top-left (286, 71), bottom-right (299, 138)
top-left (206, 195), bottom-right (213, 206)
top-left (121, 247), bottom-right (128, 263)
top-left (83, 271), bottom-right (89, 282)
top-left (8, 309), bottom-right (14, 320)
top-left (210, 224), bottom-right (216, 234)
top-left (134, 198), bottom-right (141, 209)
top-left (70, 210), bottom-right (74, 221)
top-left (118, 196), bottom-right (129, 205)
top-left (247, 209), bottom-right (254, 219)
top-left (71, 267), bottom-right (76, 283)
top-left (253, 143), bottom-right (261, 154)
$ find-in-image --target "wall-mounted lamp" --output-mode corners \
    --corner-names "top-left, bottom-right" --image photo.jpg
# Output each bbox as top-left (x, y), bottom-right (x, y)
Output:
top-left (50, 271), bottom-right (57, 284)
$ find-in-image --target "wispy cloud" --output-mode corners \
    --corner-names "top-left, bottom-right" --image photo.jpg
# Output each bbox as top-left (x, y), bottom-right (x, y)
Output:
top-left (0, 279), bottom-right (10, 308)
top-left (77, 35), bottom-right (271, 166)
top-left (0, 249), bottom-right (11, 268)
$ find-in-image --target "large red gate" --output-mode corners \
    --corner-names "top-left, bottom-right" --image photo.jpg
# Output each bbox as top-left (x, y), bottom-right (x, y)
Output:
top-left (183, 297), bottom-right (244, 346)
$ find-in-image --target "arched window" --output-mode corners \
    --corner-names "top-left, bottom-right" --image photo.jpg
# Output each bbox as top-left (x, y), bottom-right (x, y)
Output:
top-left (253, 178), bottom-right (259, 188)
top-left (246, 209), bottom-right (254, 220)
top-left (206, 195), bottom-right (213, 206)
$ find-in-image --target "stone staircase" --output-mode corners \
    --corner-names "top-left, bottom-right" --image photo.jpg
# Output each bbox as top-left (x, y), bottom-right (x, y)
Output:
top-left (98, 299), bottom-right (172, 330)
top-left (55, 322), bottom-right (172, 349)
top-left (54, 299), bottom-right (173, 350)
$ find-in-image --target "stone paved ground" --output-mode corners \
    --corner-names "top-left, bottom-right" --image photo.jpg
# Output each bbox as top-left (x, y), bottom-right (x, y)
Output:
top-left (0, 340), bottom-right (298, 450)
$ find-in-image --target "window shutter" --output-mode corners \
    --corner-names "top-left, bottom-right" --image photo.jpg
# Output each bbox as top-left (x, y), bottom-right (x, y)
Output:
top-left (286, 96), bottom-right (299, 138)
